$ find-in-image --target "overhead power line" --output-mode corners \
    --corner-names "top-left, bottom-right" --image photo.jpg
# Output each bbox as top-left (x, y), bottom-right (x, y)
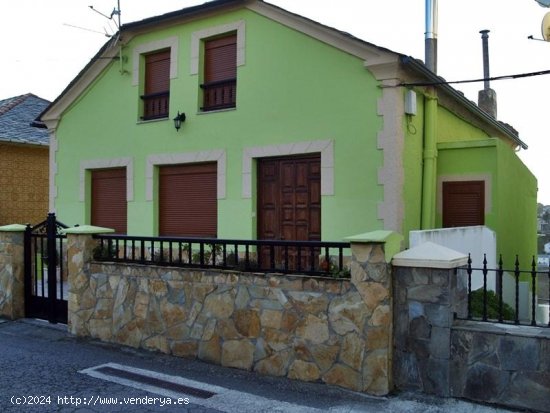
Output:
top-left (399, 68), bottom-right (550, 87)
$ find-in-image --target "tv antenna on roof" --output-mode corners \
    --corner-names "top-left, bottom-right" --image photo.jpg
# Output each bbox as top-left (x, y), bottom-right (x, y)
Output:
top-left (89, 0), bottom-right (121, 30)
top-left (62, 23), bottom-right (113, 37)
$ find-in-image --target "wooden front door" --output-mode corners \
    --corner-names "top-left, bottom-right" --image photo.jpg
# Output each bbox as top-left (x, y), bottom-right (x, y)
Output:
top-left (258, 155), bottom-right (321, 269)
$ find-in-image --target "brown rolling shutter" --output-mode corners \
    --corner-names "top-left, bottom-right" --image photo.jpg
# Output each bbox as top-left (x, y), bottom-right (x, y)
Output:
top-left (205, 35), bottom-right (237, 82)
top-left (143, 49), bottom-right (170, 119)
top-left (159, 163), bottom-right (217, 237)
top-left (443, 181), bottom-right (485, 227)
top-left (202, 35), bottom-right (237, 111)
top-left (91, 168), bottom-right (127, 234)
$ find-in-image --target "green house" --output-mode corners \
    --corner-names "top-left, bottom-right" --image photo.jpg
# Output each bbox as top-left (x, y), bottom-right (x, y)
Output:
top-left (39, 0), bottom-right (537, 262)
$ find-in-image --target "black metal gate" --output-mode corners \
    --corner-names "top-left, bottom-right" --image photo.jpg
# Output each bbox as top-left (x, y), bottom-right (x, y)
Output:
top-left (24, 213), bottom-right (68, 324)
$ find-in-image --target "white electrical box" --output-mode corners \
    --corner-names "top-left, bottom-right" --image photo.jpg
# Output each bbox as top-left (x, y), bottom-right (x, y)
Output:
top-left (405, 90), bottom-right (417, 116)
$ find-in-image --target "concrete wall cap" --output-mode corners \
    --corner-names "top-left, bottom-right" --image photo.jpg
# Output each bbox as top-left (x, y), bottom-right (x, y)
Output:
top-left (392, 241), bottom-right (468, 269)
top-left (61, 225), bottom-right (115, 235)
top-left (0, 224), bottom-right (28, 232)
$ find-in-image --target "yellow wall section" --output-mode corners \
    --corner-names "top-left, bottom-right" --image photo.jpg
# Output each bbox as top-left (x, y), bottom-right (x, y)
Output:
top-left (0, 143), bottom-right (49, 225)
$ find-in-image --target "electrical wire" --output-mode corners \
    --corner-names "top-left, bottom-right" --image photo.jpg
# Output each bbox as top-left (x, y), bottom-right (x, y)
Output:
top-left (398, 68), bottom-right (550, 87)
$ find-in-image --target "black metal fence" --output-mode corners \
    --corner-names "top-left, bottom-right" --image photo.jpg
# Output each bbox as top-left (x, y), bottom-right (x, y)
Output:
top-left (461, 254), bottom-right (549, 328)
top-left (93, 234), bottom-right (351, 278)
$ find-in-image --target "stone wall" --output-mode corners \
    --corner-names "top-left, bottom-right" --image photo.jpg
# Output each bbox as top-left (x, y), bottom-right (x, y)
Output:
top-left (67, 233), bottom-right (393, 395)
top-left (0, 228), bottom-right (25, 320)
top-left (393, 266), bottom-right (467, 395)
top-left (451, 322), bottom-right (550, 413)
top-left (393, 252), bottom-right (550, 412)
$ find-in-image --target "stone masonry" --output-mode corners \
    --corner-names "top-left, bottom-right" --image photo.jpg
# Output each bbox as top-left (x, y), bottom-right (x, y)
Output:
top-left (392, 243), bottom-right (550, 412)
top-left (451, 321), bottom-right (550, 412)
top-left (393, 266), bottom-right (466, 396)
top-left (66, 232), bottom-right (393, 395)
top-left (0, 226), bottom-right (25, 320)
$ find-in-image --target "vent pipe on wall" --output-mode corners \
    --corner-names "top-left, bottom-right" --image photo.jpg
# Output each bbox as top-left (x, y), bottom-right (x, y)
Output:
top-left (421, 0), bottom-right (439, 229)
top-left (425, 0), bottom-right (438, 73)
top-left (478, 30), bottom-right (497, 119)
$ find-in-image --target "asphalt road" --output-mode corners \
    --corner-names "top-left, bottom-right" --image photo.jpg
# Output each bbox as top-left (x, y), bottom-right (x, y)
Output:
top-left (0, 319), bottom-right (516, 413)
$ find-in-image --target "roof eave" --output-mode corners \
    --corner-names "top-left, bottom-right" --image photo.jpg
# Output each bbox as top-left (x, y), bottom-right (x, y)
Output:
top-left (121, 0), bottom-right (248, 32)
top-left (400, 56), bottom-right (528, 150)
top-left (0, 138), bottom-right (49, 147)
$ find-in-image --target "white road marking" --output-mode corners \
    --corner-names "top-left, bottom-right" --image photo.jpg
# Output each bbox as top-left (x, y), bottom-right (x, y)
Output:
top-left (80, 362), bottom-right (326, 412)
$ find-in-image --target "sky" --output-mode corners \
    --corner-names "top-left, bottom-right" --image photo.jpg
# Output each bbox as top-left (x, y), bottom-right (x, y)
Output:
top-left (2, 0), bottom-right (550, 203)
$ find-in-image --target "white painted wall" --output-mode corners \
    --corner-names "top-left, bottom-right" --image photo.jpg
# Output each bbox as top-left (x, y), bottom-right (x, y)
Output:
top-left (410, 226), bottom-right (497, 290)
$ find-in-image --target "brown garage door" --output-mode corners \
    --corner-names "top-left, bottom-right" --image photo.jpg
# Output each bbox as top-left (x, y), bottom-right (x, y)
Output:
top-left (443, 180), bottom-right (485, 227)
top-left (91, 168), bottom-right (127, 234)
top-left (159, 162), bottom-right (217, 237)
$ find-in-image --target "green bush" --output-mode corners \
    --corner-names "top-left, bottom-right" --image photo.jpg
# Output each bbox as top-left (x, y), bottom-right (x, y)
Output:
top-left (92, 243), bottom-right (117, 260)
top-left (470, 289), bottom-right (516, 321)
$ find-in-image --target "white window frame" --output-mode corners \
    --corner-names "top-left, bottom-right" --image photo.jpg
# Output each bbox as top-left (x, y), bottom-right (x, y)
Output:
top-left (80, 158), bottom-right (134, 202)
top-left (132, 36), bottom-right (179, 86)
top-left (145, 150), bottom-right (227, 201)
top-left (190, 20), bottom-right (246, 75)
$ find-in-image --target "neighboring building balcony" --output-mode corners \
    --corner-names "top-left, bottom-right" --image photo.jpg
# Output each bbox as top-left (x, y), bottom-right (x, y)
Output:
top-left (201, 78), bottom-right (236, 111)
top-left (141, 91), bottom-right (169, 120)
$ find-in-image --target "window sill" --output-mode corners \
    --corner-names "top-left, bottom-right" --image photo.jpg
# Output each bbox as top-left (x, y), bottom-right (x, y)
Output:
top-left (197, 107), bottom-right (236, 115)
top-left (137, 117), bottom-right (169, 125)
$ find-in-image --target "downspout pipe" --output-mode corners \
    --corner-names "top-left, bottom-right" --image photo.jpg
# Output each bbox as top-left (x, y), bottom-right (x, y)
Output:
top-left (422, 92), bottom-right (438, 229)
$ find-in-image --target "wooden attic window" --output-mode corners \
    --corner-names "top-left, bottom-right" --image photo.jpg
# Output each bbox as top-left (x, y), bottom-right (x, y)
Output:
top-left (141, 49), bottom-right (170, 120)
top-left (201, 34), bottom-right (237, 111)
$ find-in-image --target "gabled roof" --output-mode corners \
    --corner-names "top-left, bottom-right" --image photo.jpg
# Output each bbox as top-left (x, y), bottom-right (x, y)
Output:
top-left (0, 94), bottom-right (50, 146)
top-left (39, 0), bottom-right (525, 148)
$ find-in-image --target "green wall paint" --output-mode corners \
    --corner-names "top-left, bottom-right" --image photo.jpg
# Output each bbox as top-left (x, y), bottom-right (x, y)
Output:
top-left (495, 140), bottom-right (537, 265)
top-left (54, 9), bottom-right (384, 240)
top-left (401, 92), bottom-right (424, 246)
top-left (437, 139), bottom-right (537, 263)
top-left (52, 5), bottom-right (537, 259)
top-left (437, 106), bottom-right (491, 143)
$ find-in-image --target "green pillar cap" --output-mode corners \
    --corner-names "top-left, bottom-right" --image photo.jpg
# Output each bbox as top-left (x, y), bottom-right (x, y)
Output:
top-left (61, 225), bottom-right (115, 235)
top-left (0, 224), bottom-right (28, 232)
top-left (344, 230), bottom-right (403, 263)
